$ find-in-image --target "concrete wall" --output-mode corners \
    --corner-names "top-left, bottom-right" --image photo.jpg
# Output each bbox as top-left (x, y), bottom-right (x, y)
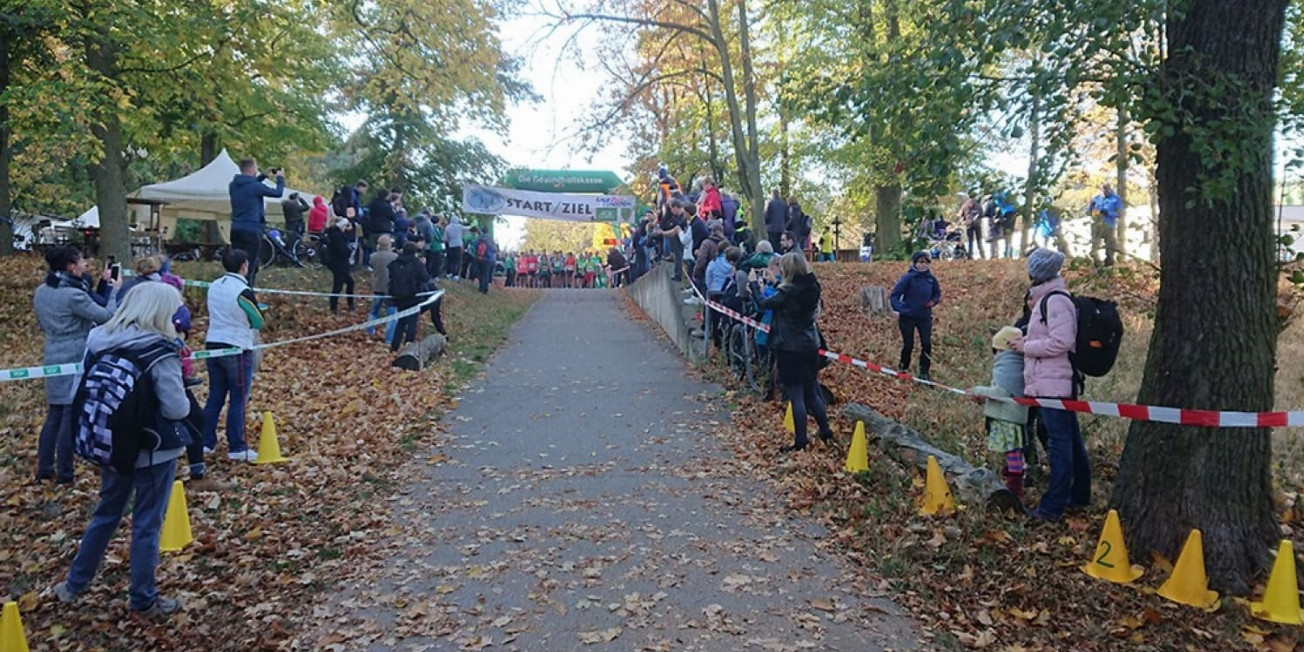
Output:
top-left (625, 264), bottom-right (695, 359)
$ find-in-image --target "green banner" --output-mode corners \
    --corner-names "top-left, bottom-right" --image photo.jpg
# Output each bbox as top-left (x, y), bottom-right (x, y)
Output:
top-left (501, 169), bottom-right (628, 194)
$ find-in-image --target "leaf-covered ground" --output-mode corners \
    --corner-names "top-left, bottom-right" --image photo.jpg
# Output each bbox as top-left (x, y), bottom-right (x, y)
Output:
top-left (707, 259), bottom-right (1304, 651)
top-left (0, 255), bottom-right (538, 651)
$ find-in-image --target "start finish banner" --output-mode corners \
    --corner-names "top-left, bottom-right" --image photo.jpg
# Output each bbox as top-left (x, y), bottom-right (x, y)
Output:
top-left (462, 185), bottom-right (636, 222)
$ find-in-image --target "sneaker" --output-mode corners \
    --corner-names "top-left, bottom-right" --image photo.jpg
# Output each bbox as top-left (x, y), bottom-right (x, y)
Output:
top-left (52, 581), bottom-right (78, 605)
top-left (227, 449), bottom-right (257, 462)
top-left (133, 596), bottom-right (180, 618)
top-left (779, 442), bottom-right (808, 453)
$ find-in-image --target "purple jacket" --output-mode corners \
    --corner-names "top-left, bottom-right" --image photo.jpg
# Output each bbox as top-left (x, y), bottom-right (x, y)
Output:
top-left (1023, 277), bottom-right (1077, 398)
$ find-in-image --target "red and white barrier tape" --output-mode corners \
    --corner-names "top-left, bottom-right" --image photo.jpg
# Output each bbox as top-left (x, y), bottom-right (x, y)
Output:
top-left (690, 283), bottom-right (1304, 428)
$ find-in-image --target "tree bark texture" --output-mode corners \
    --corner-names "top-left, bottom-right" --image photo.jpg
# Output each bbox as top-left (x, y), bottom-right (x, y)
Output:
top-left (1022, 93), bottom-right (1040, 253)
top-left (201, 132), bottom-right (219, 166)
top-left (1112, 0), bottom-right (1288, 594)
top-left (0, 27), bottom-right (13, 256)
top-left (85, 22), bottom-right (131, 264)
top-left (735, 0), bottom-right (764, 234)
top-left (875, 182), bottom-right (901, 253)
top-left (705, 0), bottom-right (761, 233)
top-left (1115, 107), bottom-right (1129, 259)
top-left (842, 403), bottom-right (1013, 509)
top-left (392, 334), bottom-right (447, 371)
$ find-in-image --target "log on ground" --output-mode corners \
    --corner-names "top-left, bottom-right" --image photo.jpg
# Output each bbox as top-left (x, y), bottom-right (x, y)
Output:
top-left (842, 402), bottom-right (1019, 512)
top-left (392, 334), bottom-right (447, 371)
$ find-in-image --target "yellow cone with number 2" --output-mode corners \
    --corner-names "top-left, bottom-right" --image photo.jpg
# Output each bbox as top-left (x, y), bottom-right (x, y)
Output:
top-left (1158, 529), bottom-right (1219, 609)
top-left (1251, 540), bottom-right (1304, 625)
top-left (844, 421), bottom-right (869, 473)
top-left (919, 455), bottom-right (955, 516)
top-left (783, 403), bottom-right (794, 434)
top-left (1081, 510), bottom-right (1144, 584)
top-left (159, 480), bottom-right (192, 552)
top-left (0, 601), bottom-right (29, 652)
top-left (254, 412), bottom-right (288, 464)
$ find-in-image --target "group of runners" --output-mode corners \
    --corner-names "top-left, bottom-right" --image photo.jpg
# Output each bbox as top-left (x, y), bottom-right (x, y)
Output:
top-left (505, 250), bottom-right (627, 289)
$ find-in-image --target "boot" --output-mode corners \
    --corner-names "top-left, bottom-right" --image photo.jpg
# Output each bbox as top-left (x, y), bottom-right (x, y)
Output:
top-left (1003, 470), bottom-right (1024, 499)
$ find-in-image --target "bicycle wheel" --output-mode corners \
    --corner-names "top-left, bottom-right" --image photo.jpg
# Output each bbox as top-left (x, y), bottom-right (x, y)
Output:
top-left (726, 324), bottom-right (749, 382)
top-left (258, 235), bottom-right (275, 268)
top-left (296, 236), bottom-right (322, 269)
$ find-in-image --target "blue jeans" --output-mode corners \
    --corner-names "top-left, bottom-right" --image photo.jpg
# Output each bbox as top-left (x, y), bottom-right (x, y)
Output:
top-left (202, 350), bottom-right (255, 453)
top-left (1036, 407), bottom-right (1091, 519)
top-left (37, 403), bottom-right (75, 482)
top-left (366, 297), bottom-right (398, 341)
top-left (65, 462), bottom-right (176, 610)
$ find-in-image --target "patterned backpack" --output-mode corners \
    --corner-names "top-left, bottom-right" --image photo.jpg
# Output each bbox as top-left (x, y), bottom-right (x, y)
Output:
top-left (72, 342), bottom-right (173, 475)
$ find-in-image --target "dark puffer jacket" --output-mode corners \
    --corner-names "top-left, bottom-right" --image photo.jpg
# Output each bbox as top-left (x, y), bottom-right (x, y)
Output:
top-left (757, 272), bottom-right (821, 352)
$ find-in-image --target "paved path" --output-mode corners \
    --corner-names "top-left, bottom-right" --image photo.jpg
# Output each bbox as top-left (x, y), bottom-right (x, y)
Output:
top-left (309, 290), bottom-right (919, 651)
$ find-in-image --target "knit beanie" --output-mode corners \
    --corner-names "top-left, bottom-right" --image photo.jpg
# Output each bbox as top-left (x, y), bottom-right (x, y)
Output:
top-left (911, 251), bottom-right (931, 265)
top-left (1026, 248), bottom-right (1064, 284)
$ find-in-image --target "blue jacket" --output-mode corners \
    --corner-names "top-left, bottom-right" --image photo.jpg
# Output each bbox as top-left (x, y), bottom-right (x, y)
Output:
top-left (890, 268), bottom-right (941, 319)
top-left (1090, 192), bottom-right (1123, 226)
top-left (229, 174), bottom-right (284, 234)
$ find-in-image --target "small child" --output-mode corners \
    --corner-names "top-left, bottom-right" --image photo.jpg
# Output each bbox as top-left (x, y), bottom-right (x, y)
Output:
top-left (970, 325), bottom-right (1029, 497)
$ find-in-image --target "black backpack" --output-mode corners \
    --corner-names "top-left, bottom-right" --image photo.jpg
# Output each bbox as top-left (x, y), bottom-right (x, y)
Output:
top-left (387, 257), bottom-right (420, 298)
top-left (331, 187), bottom-right (352, 217)
top-left (1040, 290), bottom-right (1124, 378)
top-left (72, 342), bottom-right (174, 476)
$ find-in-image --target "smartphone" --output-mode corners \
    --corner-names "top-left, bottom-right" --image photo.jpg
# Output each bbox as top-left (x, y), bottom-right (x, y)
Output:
top-left (110, 263), bottom-right (121, 280)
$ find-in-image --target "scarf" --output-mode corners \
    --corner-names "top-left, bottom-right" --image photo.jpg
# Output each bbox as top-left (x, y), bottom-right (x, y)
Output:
top-left (47, 270), bottom-right (91, 294)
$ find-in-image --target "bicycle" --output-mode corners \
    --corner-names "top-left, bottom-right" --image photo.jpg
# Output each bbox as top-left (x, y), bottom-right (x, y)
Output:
top-left (719, 300), bottom-right (775, 397)
top-left (257, 227), bottom-right (307, 268)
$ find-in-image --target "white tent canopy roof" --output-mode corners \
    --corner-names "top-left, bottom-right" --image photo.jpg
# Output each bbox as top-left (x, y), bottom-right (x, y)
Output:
top-left (127, 149), bottom-right (316, 220)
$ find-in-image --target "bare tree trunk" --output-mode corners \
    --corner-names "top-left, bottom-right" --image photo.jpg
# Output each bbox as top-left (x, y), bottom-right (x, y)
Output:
top-left (1116, 106), bottom-right (1129, 258)
top-left (0, 27), bottom-right (13, 256)
top-left (736, 0), bottom-right (764, 231)
top-left (875, 183), bottom-right (901, 253)
top-left (1023, 93), bottom-right (1040, 253)
top-left (779, 105), bottom-right (790, 199)
top-left (201, 132), bottom-right (219, 166)
top-left (1148, 173), bottom-right (1160, 263)
top-left (85, 21), bottom-right (130, 264)
top-left (1112, 0), bottom-right (1287, 594)
top-left (706, 0), bottom-right (761, 232)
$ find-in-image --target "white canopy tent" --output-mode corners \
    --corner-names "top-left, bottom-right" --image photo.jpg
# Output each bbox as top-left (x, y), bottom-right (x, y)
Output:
top-left (74, 149), bottom-right (319, 245)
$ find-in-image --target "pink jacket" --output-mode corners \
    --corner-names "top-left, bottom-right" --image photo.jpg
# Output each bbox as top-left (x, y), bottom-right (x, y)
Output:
top-left (1023, 277), bottom-right (1077, 398)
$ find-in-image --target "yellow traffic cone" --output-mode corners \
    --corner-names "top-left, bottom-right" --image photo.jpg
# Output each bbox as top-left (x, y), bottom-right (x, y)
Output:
top-left (844, 421), bottom-right (869, 473)
top-left (1, 601), bottom-right (30, 652)
top-left (1158, 529), bottom-right (1219, 609)
top-left (783, 403), bottom-right (795, 434)
top-left (159, 480), bottom-right (192, 553)
top-left (919, 455), bottom-right (955, 516)
top-left (1081, 510), bottom-right (1144, 584)
top-left (254, 412), bottom-right (288, 465)
top-left (1251, 540), bottom-right (1304, 624)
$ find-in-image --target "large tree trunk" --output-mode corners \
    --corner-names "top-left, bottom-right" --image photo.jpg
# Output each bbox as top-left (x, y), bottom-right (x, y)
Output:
top-left (706, 0), bottom-right (760, 233)
top-left (1112, 0), bottom-right (1288, 594)
top-left (735, 0), bottom-right (764, 234)
top-left (85, 24), bottom-right (130, 264)
top-left (0, 26), bottom-right (13, 256)
top-left (1115, 107), bottom-right (1129, 259)
top-left (201, 132), bottom-right (219, 166)
top-left (875, 183), bottom-right (901, 253)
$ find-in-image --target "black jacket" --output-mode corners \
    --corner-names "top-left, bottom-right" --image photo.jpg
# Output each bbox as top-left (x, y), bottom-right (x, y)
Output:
top-left (325, 225), bottom-right (353, 270)
top-left (757, 272), bottom-right (821, 352)
top-left (368, 195), bottom-right (396, 234)
top-left (764, 197), bottom-right (787, 234)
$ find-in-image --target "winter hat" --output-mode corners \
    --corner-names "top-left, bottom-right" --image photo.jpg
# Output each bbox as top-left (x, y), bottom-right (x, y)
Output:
top-left (991, 325), bottom-right (1023, 351)
top-left (911, 251), bottom-right (931, 265)
top-left (1026, 248), bottom-right (1065, 284)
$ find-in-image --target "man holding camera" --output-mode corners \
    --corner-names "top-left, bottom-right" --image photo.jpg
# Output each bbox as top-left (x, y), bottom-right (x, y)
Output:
top-left (229, 158), bottom-right (285, 285)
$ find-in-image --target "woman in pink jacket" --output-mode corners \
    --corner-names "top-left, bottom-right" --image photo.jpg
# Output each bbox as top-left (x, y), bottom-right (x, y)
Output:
top-left (1010, 248), bottom-right (1089, 522)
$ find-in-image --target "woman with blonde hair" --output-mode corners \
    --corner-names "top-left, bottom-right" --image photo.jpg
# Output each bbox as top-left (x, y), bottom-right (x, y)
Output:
top-left (53, 281), bottom-right (190, 617)
top-left (756, 252), bottom-right (834, 452)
